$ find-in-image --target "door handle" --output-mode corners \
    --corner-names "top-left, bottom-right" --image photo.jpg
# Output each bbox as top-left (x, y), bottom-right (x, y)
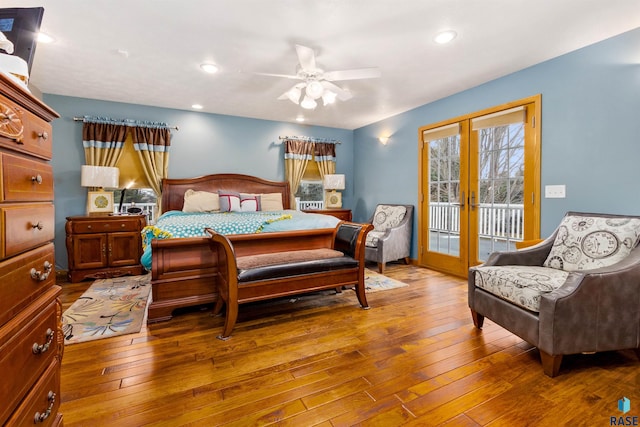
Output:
top-left (451, 191), bottom-right (465, 210)
top-left (470, 191), bottom-right (479, 210)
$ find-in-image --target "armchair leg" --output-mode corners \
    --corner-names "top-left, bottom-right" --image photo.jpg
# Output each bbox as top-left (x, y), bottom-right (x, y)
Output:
top-left (470, 309), bottom-right (484, 329)
top-left (403, 257), bottom-right (411, 265)
top-left (539, 350), bottom-right (562, 377)
top-left (378, 262), bottom-right (385, 274)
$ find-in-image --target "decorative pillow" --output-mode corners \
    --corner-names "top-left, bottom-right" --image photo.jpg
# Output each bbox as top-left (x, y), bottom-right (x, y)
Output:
top-left (372, 205), bottom-right (407, 232)
top-left (182, 189), bottom-right (220, 212)
top-left (240, 194), bottom-right (261, 212)
top-left (218, 190), bottom-right (242, 212)
top-left (543, 215), bottom-right (640, 272)
top-left (259, 193), bottom-right (284, 211)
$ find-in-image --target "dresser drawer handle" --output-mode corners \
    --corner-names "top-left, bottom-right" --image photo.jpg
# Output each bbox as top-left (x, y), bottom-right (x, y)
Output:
top-left (32, 328), bottom-right (54, 354)
top-left (31, 174), bottom-right (43, 184)
top-left (31, 261), bottom-right (52, 281)
top-left (31, 221), bottom-right (44, 230)
top-left (34, 391), bottom-right (56, 423)
top-left (37, 131), bottom-right (49, 140)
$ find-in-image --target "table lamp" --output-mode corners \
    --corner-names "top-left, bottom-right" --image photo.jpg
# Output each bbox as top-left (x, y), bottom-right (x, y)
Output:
top-left (81, 165), bottom-right (119, 215)
top-left (323, 174), bottom-right (345, 209)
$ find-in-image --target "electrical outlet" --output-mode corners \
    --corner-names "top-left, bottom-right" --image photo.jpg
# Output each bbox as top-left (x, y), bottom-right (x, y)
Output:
top-left (545, 185), bottom-right (566, 198)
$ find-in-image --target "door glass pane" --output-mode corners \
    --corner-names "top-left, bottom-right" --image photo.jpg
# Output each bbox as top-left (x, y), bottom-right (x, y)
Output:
top-left (477, 124), bottom-right (524, 261)
top-left (429, 135), bottom-right (460, 256)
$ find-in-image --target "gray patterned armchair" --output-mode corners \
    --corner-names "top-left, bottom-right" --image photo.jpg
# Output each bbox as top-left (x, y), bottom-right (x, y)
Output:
top-left (364, 204), bottom-right (413, 273)
top-left (468, 211), bottom-right (640, 377)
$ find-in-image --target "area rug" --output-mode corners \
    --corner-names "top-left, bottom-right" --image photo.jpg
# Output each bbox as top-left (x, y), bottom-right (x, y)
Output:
top-left (62, 274), bottom-right (151, 345)
top-left (363, 268), bottom-right (409, 292)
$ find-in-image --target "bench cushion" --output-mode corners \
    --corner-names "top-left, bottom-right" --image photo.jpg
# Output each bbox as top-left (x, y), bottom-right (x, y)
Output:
top-left (237, 248), bottom-right (344, 270)
top-left (237, 254), bottom-right (358, 283)
top-left (474, 265), bottom-right (569, 312)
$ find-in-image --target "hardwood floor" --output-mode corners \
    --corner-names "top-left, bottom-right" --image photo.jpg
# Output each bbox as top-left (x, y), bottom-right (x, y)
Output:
top-left (58, 264), bottom-right (640, 426)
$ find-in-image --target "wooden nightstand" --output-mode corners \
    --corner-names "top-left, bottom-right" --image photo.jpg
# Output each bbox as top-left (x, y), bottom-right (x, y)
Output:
top-left (65, 214), bottom-right (146, 282)
top-left (302, 208), bottom-right (352, 221)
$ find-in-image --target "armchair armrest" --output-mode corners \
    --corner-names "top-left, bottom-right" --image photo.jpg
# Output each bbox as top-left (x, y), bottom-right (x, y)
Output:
top-left (538, 245), bottom-right (640, 355)
top-left (481, 233), bottom-right (556, 267)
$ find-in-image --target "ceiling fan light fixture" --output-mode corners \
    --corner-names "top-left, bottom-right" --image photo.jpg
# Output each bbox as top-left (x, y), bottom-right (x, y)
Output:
top-left (306, 80), bottom-right (324, 99)
top-left (322, 90), bottom-right (337, 106)
top-left (300, 96), bottom-right (317, 110)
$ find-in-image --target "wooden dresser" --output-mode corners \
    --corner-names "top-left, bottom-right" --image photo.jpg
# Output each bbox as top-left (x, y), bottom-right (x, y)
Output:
top-left (65, 214), bottom-right (146, 283)
top-left (0, 74), bottom-right (62, 425)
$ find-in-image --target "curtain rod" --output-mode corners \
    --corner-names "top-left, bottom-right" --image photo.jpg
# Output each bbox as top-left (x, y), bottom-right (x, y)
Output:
top-left (73, 116), bottom-right (179, 131)
top-left (278, 135), bottom-right (341, 144)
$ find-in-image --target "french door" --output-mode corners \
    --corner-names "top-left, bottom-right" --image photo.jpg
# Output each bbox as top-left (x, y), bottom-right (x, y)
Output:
top-left (418, 96), bottom-right (541, 277)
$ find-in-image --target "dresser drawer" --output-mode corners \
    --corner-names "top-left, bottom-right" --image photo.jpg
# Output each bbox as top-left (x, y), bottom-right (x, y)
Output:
top-left (0, 288), bottom-right (60, 425)
top-left (1, 152), bottom-right (54, 202)
top-left (0, 94), bottom-right (52, 160)
top-left (70, 217), bottom-right (142, 234)
top-left (1, 204), bottom-right (55, 259)
top-left (5, 359), bottom-right (61, 427)
top-left (0, 243), bottom-right (55, 327)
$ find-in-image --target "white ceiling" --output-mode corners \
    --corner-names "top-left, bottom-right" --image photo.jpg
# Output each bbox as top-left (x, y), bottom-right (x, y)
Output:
top-left (4, 0), bottom-right (640, 130)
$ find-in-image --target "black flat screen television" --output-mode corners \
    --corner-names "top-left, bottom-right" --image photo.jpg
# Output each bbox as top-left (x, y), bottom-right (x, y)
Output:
top-left (0, 7), bottom-right (45, 73)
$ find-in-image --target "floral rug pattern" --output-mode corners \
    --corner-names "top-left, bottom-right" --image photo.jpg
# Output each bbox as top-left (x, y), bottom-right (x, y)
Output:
top-left (363, 269), bottom-right (409, 292)
top-left (62, 274), bottom-right (151, 345)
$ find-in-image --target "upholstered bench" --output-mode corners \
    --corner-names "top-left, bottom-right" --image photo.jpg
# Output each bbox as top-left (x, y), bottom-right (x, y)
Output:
top-left (206, 221), bottom-right (373, 339)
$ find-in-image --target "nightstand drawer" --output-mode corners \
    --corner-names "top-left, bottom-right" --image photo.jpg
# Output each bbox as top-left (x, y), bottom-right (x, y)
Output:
top-left (70, 218), bottom-right (142, 234)
top-left (1, 152), bottom-right (54, 202)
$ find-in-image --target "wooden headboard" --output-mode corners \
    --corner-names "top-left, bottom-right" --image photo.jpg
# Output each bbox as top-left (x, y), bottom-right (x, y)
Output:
top-left (160, 173), bottom-right (292, 212)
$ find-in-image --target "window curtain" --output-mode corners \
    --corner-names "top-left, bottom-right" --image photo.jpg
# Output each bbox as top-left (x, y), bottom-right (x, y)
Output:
top-left (284, 139), bottom-right (315, 207)
top-left (82, 120), bottom-right (128, 169)
top-left (130, 125), bottom-right (171, 197)
top-left (314, 142), bottom-right (336, 179)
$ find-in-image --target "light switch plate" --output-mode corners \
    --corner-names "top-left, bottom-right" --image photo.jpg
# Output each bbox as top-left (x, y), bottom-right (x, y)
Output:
top-left (545, 184), bottom-right (566, 198)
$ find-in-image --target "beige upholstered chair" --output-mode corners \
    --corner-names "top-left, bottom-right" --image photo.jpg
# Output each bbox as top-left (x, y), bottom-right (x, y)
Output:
top-left (364, 204), bottom-right (413, 273)
top-left (469, 211), bottom-right (640, 377)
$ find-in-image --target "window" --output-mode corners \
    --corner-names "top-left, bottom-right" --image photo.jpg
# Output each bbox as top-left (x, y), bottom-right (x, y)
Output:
top-left (294, 159), bottom-right (324, 209)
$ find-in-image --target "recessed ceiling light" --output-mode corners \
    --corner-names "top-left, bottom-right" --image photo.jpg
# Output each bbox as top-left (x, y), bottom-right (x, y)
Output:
top-left (37, 32), bottom-right (54, 44)
top-left (191, 104), bottom-right (203, 110)
top-left (200, 63), bottom-right (218, 74)
top-left (296, 116), bottom-right (305, 122)
top-left (434, 30), bottom-right (457, 44)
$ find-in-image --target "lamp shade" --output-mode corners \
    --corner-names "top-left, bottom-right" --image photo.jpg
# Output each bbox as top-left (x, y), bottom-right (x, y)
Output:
top-left (81, 165), bottom-right (119, 188)
top-left (323, 174), bottom-right (345, 191)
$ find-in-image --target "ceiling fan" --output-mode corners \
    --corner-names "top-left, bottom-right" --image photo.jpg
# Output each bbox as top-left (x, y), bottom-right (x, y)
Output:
top-left (260, 44), bottom-right (381, 110)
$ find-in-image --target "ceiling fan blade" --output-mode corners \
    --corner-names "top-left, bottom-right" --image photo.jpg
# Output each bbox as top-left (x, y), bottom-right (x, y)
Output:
top-left (321, 81), bottom-right (353, 101)
top-left (323, 67), bottom-right (381, 81)
top-left (255, 72), bottom-right (300, 80)
top-left (295, 44), bottom-right (317, 70)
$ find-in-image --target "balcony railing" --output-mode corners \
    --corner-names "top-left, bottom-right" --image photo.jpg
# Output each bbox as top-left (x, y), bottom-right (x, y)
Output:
top-left (430, 202), bottom-right (524, 240)
top-left (296, 199), bottom-right (324, 210)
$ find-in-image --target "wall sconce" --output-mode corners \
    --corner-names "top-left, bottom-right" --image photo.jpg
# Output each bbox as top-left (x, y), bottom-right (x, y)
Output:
top-left (379, 136), bottom-right (390, 145)
top-left (81, 165), bottom-right (119, 215)
top-left (323, 174), bottom-right (346, 209)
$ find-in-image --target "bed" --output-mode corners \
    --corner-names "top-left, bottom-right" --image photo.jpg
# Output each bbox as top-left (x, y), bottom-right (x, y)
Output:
top-left (146, 173), bottom-right (340, 322)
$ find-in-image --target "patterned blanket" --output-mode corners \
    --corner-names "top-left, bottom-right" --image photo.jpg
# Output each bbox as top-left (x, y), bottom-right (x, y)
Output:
top-left (142, 210), bottom-right (292, 251)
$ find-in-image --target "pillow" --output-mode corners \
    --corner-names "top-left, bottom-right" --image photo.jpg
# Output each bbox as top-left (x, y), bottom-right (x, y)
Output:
top-left (240, 192), bottom-right (284, 211)
top-left (372, 205), bottom-right (407, 232)
top-left (240, 194), bottom-right (261, 212)
top-left (182, 189), bottom-right (219, 212)
top-left (218, 190), bottom-right (242, 212)
top-left (543, 215), bottom-right (640, 271)
top-left (258, 193), bottom-right (284, 211)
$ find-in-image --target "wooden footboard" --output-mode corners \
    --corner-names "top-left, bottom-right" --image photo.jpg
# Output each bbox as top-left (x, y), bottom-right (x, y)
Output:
top-left (148, 228), bottom-right (336, 322)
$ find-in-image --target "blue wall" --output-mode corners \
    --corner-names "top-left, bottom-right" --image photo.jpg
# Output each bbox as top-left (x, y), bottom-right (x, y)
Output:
top-left (45, 26), bottom-right (640, 270)
top-left (353, 27), bottom-right (640, 258)
top-left (44, 96), bottom-right (354, 270)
